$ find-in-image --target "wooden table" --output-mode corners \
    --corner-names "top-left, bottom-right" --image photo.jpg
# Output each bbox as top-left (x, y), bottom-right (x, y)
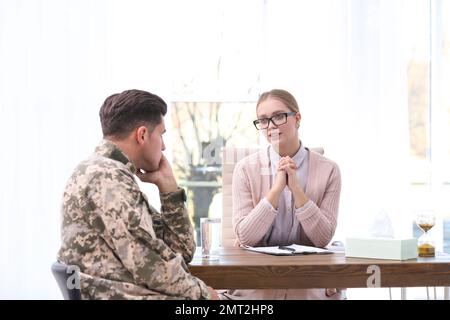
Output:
top-left (188, 247), bottom-right (450, 295)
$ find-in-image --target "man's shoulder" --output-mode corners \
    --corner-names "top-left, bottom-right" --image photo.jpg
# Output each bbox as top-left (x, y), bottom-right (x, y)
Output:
top-left (61, 154), bottom-right (141, 223)
top-left (79, 154), bottom-right (133, 178)
top-left (66, 154), bottom-right (136, 192)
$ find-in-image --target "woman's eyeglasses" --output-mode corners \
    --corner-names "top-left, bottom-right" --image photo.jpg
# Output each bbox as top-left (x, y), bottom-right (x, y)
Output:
top-left (253, 112), bottom-right (297, 130)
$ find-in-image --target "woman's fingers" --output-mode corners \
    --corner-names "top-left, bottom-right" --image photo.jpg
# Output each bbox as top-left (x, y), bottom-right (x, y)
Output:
top-left (279, 160), bottom-right (296, 169)
top-left (279, 164), bottom-right (296, 173)
top-left (278, 158), bottom-right (297, 170)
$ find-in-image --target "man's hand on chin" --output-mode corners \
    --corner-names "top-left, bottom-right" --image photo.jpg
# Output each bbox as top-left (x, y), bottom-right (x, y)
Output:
top-left (136, 155), bottom-right (178, 193)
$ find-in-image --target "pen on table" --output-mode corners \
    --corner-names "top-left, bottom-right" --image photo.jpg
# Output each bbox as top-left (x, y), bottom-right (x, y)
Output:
top-left (278, 246), bottom-right (296, 253)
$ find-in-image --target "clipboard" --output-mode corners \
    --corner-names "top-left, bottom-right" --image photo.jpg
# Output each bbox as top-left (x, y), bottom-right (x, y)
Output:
top-left (242, 244), bottom-right (333, 256)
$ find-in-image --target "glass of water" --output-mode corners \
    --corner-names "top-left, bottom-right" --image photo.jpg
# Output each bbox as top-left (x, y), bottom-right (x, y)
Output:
top-left (200, 218), bottom-right (221, 260)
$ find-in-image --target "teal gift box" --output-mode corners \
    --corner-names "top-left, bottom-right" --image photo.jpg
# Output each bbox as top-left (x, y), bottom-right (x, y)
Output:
top-left (345, 237), bottom-right (418, 260)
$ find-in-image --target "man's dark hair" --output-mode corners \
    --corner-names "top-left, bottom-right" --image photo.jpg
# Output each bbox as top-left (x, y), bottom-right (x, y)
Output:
top-left (99, 89), bottom-right (167, 138)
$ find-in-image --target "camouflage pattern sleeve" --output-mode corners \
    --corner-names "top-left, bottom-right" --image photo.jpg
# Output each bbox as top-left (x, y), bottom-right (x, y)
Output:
top-left (86, 169), bottom-right (210, 299)
top-left (152, 189), bottom-right (196, 263)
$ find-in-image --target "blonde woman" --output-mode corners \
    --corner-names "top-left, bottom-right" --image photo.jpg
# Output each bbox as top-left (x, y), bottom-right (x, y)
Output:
top-left (222, 89), bottom-right (342, 300)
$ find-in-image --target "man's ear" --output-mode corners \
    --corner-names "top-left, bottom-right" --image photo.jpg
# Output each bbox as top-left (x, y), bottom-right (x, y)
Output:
top-left (135, 126), bottom-right (147, 145)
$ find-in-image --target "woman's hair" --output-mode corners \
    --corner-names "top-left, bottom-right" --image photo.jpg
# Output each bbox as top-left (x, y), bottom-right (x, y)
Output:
top-left (256, 89), bottom-right (299, 113)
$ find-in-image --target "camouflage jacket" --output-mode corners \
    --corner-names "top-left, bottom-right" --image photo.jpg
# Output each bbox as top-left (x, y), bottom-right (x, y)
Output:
top-left (57, 140), bottom-right (210, 300)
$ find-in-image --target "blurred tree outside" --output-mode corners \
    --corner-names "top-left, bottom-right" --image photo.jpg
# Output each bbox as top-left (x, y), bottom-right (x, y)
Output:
top-left (171, 101), bottom-right (257, 242)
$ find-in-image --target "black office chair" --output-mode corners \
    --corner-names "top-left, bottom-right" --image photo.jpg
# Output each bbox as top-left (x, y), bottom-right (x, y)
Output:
top-left (51, 261), bottom-right (82, 300)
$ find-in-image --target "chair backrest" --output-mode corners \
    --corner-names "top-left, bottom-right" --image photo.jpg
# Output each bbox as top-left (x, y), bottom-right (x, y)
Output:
top-left (51, 261), bottom-right (82, 300)
top-left (222, 147), bottom-right (259, 247)
top-left (221, 146), bottom-right (324, 247)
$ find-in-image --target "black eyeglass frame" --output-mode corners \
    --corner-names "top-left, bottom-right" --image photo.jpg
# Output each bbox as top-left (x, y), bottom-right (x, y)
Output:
top-left (253, 112), bottom-right (297, 130)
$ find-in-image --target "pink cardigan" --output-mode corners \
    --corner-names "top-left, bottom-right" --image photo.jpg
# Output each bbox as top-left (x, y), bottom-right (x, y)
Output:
top-left (221, 148), bottom-right (342, 300)
top-left (232, 148), bottom-right (341, 249)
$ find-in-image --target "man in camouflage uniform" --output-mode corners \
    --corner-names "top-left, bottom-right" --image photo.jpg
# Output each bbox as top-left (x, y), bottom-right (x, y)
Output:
top-left (58, 90), bottom-right (217, 300)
